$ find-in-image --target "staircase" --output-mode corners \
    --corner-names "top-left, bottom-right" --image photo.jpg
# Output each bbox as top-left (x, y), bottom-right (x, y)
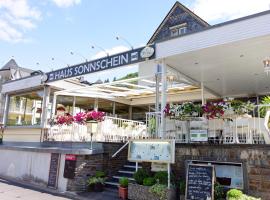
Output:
top-left (105, 161), bottom-right (142, 188)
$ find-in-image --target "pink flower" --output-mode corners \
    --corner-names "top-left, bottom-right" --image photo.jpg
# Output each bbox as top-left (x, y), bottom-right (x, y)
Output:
top-left (73, 112), bottom-right (86, 124)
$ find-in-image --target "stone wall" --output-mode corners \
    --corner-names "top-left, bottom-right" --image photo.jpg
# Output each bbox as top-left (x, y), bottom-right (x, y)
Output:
top-left (172, 144), bottom-right (270, 199)
top-left (67, 154), bottom-right (104, 191)
top-left (66, 142), bottom-right (128, 191)
top-left (102, 142), bottom-right (128, 177)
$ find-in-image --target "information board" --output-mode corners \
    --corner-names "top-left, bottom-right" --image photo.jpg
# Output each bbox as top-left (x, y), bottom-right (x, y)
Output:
top-left (186, 164), bottom-right (215, 200)
top-left (128, 140), bottom-right (175, 163)
top-left (64, 154), bottom-right (77, 179)
top-left (47, 153), bottom-right (61, 188)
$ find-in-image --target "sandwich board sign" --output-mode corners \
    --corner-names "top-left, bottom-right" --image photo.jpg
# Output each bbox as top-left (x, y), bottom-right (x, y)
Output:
top-left (185, 164), bottom-right (215, 200)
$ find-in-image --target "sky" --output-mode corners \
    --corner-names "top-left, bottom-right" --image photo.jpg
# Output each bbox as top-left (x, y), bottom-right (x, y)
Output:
top-left (0, 0), bottom-right (270, 81)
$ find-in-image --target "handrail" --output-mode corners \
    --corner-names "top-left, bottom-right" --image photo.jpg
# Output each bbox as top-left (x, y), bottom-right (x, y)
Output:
top-left (112, 141), bottom-right (129, 158)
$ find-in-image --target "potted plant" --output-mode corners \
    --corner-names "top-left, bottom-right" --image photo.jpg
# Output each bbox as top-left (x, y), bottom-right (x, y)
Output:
top-left (86, 171), bottom-right (106, 192)
top-left (202, 101), bottom-right (228, 119)
top-left (119, 177), bottom-right (129, 200)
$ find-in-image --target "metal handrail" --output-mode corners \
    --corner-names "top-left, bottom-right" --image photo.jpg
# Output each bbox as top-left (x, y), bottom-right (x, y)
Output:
top-left (112, 141), bottom-right (129, 158)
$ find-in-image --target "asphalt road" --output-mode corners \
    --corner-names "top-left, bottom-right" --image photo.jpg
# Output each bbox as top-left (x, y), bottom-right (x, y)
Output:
top-left (0, 179), bottom-right (71, 200)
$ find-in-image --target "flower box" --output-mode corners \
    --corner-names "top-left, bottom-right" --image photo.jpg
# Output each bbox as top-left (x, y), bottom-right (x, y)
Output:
top-left (128, 183), bottom-right (176, 200)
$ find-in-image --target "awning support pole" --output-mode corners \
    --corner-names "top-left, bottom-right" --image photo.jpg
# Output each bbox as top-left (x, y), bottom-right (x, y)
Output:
top-left (2, 94), bottom-right (9, 126)
top-left (201, 82), bottom-right (205, 105)
top-left (52, 93), bottom-right (57, 118)
top-left (41, 85), bottom-right (50, 128)
top-left (72, 96), bottom-right (76, 115)
top-left (161, 60), bottom-right (167, 139)
top-left (155, 64), bottom-right (161, 137)
top-left (94, 98), bottom-right (98, 111)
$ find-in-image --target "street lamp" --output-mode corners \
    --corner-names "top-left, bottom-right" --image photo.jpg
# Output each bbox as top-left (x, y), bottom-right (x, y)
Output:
top-left (116, 35), bottom-right (133, 50)
top-left (91, 44), bottom-right (109, 57)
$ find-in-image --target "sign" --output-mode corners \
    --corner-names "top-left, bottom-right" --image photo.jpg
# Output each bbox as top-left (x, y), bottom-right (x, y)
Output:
top-left (186, 164), bottom-right (215, 200)
top-left (190, 129), bottom-right (208, 142)
top-left (46, 45), bottom-right (155, 82)
top-left (140, 46), bottom-right (155, 59)
top-left (128, 139), bottom-right (175, 163)
top-left (47, 153), bottom-right (61, 189)
top-left (64, 154), bottom-right (77, 179)
top-left (151, 162), bottom-right (168, 172)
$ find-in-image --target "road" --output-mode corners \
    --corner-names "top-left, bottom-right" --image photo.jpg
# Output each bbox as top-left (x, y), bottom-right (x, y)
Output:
top-left (0, 179), bottom-right (71, 200)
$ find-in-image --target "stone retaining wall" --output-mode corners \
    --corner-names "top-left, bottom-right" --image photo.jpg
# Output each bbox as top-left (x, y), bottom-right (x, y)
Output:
top-left (67, 142), bottom-right (127, 191)
top-left (172, 144), bottom-right (270, 199)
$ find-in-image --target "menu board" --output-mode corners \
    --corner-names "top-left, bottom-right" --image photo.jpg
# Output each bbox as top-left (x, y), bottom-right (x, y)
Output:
top-left (186, 164), bottom-right (215, 200)
top-left (47, 153), bottom-right (61, 188)
top-left (64, 154), bottom-right (77, 179)
top-left (128, 140), bottom-right (175, 163)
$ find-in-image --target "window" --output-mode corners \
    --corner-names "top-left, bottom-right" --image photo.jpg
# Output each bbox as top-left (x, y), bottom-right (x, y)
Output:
top-left (189, 160), bottom-right (244, 189)
top-left (7, 90), bottom-right (43, 126)
top-left (170, 23), bottom-right (187, 37)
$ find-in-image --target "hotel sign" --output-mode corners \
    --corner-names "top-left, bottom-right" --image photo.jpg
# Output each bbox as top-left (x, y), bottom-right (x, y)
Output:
top-left (45, 45), bottom-right (155, 82)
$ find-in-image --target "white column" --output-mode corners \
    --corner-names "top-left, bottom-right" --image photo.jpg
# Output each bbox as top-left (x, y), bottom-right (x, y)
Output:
top-left (2, 94), bottom-right (9, 125)
top-left (72, 96), bottom-right (76, 115)
top-left (161, 60), bottom-right (167, 139)
top-left (94, 98), bottom-right (98, 111)
top-left (52, 93), bottom-right (57, 117)
top-left (201, 82), bottom-right (205, 105)
top-left (41, 85), bottom-right (51, 128)
top-left (112, 101), bottom-right (116, 116)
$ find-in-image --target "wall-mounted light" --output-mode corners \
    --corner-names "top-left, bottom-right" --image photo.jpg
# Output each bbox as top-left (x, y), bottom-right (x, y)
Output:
top-left (263, 58), bottom-right (270, 75)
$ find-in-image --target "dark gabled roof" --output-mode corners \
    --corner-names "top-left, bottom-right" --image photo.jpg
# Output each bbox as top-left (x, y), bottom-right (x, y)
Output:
top-left (147, 1), bottom-right (210, 45)
top-left (0, 59), bottom-right (34, 73)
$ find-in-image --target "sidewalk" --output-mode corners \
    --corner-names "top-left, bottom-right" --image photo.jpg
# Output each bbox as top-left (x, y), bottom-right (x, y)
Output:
top-left (0, 177), bottom-right (119, 200)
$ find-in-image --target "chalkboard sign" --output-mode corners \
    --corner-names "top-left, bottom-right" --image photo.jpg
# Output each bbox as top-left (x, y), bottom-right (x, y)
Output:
top-left (64, 154), bottom-right (77, 179)
top-left (47, 153), bottom-right (61, 188)
top-left (186, 164), bottom-right (215, 200)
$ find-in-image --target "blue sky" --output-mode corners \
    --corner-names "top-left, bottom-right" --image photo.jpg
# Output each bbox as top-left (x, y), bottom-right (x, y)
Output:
top-left (0, 0), bottom-right (270, 80)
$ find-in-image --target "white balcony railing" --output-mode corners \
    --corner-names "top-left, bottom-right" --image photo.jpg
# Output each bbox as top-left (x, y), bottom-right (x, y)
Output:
top-left (44, 116), bottom-right (147, 142)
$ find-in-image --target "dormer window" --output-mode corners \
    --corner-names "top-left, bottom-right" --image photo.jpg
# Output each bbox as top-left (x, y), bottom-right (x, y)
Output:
top-left (170, 23), bottom-right (187, 37)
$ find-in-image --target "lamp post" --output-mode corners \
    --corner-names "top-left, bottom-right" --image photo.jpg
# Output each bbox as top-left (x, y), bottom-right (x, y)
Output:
top-left (115, 35), bottom-right (133, 50)
top-left (91, 45), bottom-right (109, 57)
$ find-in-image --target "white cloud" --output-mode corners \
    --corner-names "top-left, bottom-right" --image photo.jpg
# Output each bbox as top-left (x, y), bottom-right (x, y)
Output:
top-left (91, 45), bottom-right (129, 59)
top-left (0, 0), bottom-right (41, 42)
top-left (192, 0), bottom-right (270, 23)
top-left (52, 0), bottom-right (81, 8)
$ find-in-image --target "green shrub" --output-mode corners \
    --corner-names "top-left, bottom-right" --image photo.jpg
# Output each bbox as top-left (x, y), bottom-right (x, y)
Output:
top-left (119, 177), bottom-right (129, 188)
top-left (154, 171), bottom-right (168, 185)
top-left (95, 171), bottom-right (105, 178)
top-left (179, 180), bottom-right (186, 195)
top-left (87, 177), bottom-right (105, 186)
top-left (227, 189), bottom-right (243, 199)
top-left (214, 183), bottom-right (225, 200)
top-left (143, 177), bottom-right (156, 186)
top-left (149, 183), bottom-right (167, 200)
top-left (133, 169), bottom-right (149, 185)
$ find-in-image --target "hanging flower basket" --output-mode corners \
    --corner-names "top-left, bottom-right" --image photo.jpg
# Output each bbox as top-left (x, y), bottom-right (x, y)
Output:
top-left (56, 113), bottom-right (74, 126)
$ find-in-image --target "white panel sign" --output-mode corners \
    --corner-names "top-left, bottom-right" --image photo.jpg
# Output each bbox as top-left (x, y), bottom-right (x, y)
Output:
top-left (128, 140), bottom-right (175, 163)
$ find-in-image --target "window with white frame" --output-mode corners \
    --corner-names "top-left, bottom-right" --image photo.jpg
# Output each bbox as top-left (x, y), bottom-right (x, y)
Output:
top-left (170, 23), bottom-right (187, 37)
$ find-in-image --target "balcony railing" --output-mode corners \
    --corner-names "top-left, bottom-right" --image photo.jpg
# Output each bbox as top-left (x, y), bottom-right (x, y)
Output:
top-left (43, 116), bottom-right (146, 142)
top-left (43, 113), bottom-right (269, 144)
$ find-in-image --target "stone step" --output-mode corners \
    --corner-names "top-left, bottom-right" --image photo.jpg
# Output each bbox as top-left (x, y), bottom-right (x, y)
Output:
top-left (113, 175), bottom-right (135, 181)
top-left (124, 165), bottom-right (142, 169)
